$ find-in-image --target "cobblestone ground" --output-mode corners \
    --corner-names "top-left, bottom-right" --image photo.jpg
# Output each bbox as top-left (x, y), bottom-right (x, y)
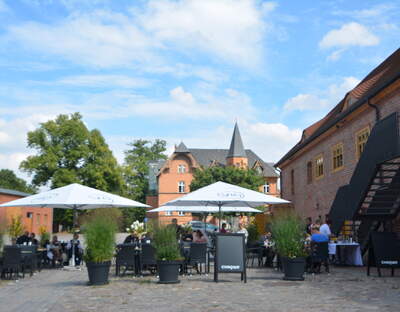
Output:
top-left (0, 266), bottom-right (399, 312)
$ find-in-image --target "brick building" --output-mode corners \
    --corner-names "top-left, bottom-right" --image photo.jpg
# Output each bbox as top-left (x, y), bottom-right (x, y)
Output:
top-left (275, 48), bottom-right (400, 236)
top-left (146, 123), bottom-right (279, 224)
top-left (0, 188), bottom-right (53, 235)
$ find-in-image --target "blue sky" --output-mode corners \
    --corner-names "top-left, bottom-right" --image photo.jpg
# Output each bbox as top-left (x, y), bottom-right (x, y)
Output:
top-left (0, 0), bottom-right (399, 179)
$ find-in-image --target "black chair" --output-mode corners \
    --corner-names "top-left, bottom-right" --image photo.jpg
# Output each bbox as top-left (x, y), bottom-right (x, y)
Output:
top-left (20, 245), bottom-right (38, 276)
top-left (246, 244), bottom-right (263, 267)
top-left (140, 244), bottom-right (157, 275)
top-left (2, 246), bottom-right (24, 280)
top-left (187, 243), bottom-right (207, 275)
top-left (310, 241), bottom-right (329, 273)
top-left (115, 244), bottom-right (136, 276)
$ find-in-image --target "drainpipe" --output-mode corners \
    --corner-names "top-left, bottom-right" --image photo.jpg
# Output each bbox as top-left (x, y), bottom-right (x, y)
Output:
top-left (367, 98), bottom-right (381, 122)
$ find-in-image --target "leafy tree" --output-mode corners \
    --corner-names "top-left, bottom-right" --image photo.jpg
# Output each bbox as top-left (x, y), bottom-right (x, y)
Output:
top-left (0, 169), bottom-right (37, 194)
top-left (20, 113), bottom-right (125, 229)
top-left (123, 139), bottom-right (167, 226)
top-left (190, 166), bottom-right (265, 192)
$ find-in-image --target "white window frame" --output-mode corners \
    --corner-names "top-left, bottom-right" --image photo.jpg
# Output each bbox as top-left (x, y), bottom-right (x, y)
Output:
top-left (178, 164), bottom-right (186, 173)
top-left (263, 182), bottom-right (270, 194)
top-left (178, 181), bottom-right (185, 193)
top-left (178, 211), bottom-right (185, 216)
top-left (165, 211), bottom-right (172, 216)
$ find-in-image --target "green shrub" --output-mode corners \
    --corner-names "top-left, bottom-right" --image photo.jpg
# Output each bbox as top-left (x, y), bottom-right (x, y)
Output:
top-left (84, 215), bottom-right (117, 263)
top-left (152, 223), bottom-right (182, 261)
top-left (271, 212), bottom-right (307, 259)
top-left (8, 215), bottom-right (24, 239)
top-left (246, 223), bottom-right (259, 243)
top-left (39, 226), bottom-right (50, 247)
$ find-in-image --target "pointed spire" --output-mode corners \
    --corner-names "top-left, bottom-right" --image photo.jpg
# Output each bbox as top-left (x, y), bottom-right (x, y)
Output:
top-left (175, 141), bottom-right (189, 153)
top-left (227, 123), bottom-right (246, 158)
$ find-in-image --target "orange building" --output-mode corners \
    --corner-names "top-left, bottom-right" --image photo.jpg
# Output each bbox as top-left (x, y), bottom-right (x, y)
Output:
top-left (146, 123), bottom-right (279, 224)
top-left (0, 188), bottom-right (53, 235)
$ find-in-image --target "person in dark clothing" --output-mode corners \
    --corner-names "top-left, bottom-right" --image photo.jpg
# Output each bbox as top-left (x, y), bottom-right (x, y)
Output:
top-left (17, 231), bottom-right (30, 244)
top-left (305, 217), bottom-right (312, 235)
top-left (220, 223), bottom-right (227, 233)
top-left (29, 233), bottom-right (39, 245)
top-left (67, 233), bottom-right (83, 266)
top-left (171, 218), bottom-right (182, 239)
top-left (124, 233), bottom-right (138, 244)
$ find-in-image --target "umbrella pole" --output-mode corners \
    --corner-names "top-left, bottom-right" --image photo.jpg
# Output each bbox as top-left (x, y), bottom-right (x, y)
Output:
top-left (218, 203), bottom-right (222, 232)
top-left (71, 206), bottom-right (77, 267)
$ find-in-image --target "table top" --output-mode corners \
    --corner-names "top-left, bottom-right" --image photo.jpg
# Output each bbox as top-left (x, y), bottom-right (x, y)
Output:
top-left (330, 242), bottom-right (360, 246)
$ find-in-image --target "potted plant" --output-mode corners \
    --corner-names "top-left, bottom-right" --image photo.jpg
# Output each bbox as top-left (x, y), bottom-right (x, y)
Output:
top-left (152, 223), bottom-right (183, 284)
top-left (126, 220), bottom-right (147, 240)
top-left (39, 226), bottom-right (50, 248)
top-left (271, 212), bottom-right (307, 281)
top-left (84, 214), bottom-right (117, 285)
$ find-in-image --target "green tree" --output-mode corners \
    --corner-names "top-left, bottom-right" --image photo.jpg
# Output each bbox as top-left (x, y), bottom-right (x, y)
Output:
top-left (0, 169), bottom-right (37, 194)
top-left (20, 113), bottom-right (125, 229)
top-left (190, 166), bottom-right (265, 192)
top-left (123, 139), bottom-right (167, 226)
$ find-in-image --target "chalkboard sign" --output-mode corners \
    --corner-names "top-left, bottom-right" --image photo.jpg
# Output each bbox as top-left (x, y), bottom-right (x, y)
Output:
top-left (214, 233), bottom-right (246, 283)
top-left (367, 232), bottom-right (400, 277)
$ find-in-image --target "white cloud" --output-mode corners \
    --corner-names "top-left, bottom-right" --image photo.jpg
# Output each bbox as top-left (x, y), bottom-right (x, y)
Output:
top-left (319, 22), bottom-right (379, 49)
top-left (284, 76), bottom-right (360, 113)
top-left (56, 75), bottom-right (151, 88)
top-left (5, 0), bottom-right (273, 70)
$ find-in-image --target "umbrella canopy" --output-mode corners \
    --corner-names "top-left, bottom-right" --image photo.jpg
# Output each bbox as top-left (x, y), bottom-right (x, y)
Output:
top-left (0, 183), bottom-right (150, 210)
top-left (149, 205), bottom-right (262, 213)
top-left (163, 181), bottom-right (290, 229)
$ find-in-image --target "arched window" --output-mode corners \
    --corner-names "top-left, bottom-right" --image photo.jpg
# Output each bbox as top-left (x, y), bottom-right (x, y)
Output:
top-left (178, 181), bottom-right (185, 193)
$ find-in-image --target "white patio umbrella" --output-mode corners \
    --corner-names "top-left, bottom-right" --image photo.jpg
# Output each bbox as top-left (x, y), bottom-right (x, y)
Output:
top-left (0, 183), bottom-right (150, 266)
top-left (148, 205), bottom-right (262, 213)
top-left (163, 181), bottom-right (290, 230)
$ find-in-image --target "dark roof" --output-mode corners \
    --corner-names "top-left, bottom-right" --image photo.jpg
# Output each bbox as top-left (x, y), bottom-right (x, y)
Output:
top-left (188, 148), bottom-right (278, 177)
top-left (0, 187), bottom-right (31, 197)
top-left (175, 142), bottom-right (189, 153)
top-left (227, 123), bottom-right (246, 158)
top-left (276, 48), bottom-right (400, 167)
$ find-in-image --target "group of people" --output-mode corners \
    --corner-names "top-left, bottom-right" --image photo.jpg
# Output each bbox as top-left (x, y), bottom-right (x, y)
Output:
top-left (45, 233), bottom-right (83, 267)
top-left (306, 216), bottom-right (332, 243)
top-left (15, 231), bottom-right (38, 245)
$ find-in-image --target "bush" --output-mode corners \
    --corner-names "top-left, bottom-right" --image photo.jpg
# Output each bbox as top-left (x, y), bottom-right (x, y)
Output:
top-left (152, 223), bottom-right (182, 261)
top-left (8, 215), bottom-right (24, 239)
top-left (84, 215), bottom-right (117, 263)
top-left (247, 223), bottom-right (259, 243)
top-left (271, 212), bottom-right (307, 259)
top-left (39, 226), bottom-right (50, 247)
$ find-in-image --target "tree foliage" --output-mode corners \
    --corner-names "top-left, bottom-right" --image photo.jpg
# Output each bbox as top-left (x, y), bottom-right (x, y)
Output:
top-left (0, 169), bottom-right (37, 194)
top-left (190, 166), bottom-right (265, 192)
top-left (20, 113), bottom-right (125, 228)
top-left (122, 139), bottom-right (167, 226)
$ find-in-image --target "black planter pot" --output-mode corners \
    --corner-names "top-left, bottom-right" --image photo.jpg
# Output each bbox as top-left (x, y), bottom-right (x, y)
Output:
top-left (157, 260), bottom-right (181, 284)
top-left (86, 261), bottom-right (111, 285)
top-left (281, 257), bottom-right (305, 281)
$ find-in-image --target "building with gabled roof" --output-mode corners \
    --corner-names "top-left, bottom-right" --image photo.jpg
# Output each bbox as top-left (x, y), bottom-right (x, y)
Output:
top-left (146, 123), bottom-right (279, 224)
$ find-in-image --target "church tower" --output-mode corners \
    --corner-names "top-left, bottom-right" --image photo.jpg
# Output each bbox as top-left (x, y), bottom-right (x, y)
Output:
top-left (226, 123), bottom-right (248, 169)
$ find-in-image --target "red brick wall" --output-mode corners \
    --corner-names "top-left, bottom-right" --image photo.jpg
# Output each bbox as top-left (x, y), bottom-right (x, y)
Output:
top-left (0, 193), bottom-right (53, 235)
top-left (279, 89), bottom-right (400, 221)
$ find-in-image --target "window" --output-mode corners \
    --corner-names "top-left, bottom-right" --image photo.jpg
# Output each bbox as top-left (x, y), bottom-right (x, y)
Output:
top-left (26, 212), bottom-right (33, 218)
top-left (44, 214), bottom-right (48, 225)
top-left (290, 169), bottom-right (295, 195)
top-left (165, 211), bottom-right (172, 216)
top-left (315, 154), bottom-right (324, 179)
top-left (178, 211), bottom-right (185, 216)
top-left (178, 181), bottom-right (185, 193)
top-left (332, 143), bottom-right (344, 171)
top-left (356, 127), bottom-right (370, 159)
top-left (306, 161), bottom-right (313, 184)
top-left (178, 164), bottom-right (186, 173)
top-left (263, 182), bottom-right (270, 194)
top-left (37, 213), bottom-right (41, 226)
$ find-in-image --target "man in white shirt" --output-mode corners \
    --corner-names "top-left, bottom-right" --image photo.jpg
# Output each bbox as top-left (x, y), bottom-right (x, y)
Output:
top-left (319, 217), bottom-right (331, 239)
top-left (236, 223), bottom-right (249, 243)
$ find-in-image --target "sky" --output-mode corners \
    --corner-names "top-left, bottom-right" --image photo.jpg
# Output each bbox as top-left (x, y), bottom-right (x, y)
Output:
top-left (0, 0), bottom-right (399, 181)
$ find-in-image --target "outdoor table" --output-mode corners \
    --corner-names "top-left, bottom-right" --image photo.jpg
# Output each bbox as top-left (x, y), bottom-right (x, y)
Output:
top-left (329, 242), bottom-right (363, 266)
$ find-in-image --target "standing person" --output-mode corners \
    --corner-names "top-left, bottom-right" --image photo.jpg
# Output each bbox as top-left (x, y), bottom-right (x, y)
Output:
top-left (320, 216), bottom-right (332, 239)
top-left (171, 218), bottom-right (182, 239)
top-left (236, 223), bottom-right (249, 243)
top-left (67, 233), bottom-right (83, 266)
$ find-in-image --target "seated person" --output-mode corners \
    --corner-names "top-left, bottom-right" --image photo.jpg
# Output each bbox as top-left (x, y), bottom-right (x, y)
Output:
top-left (311, 225), bottom-right (329, 242)
top-left (29, 232), bottom-right (39, 245)
top-left (124, 232), bottom-right (138, 244)
top-left (193, 230), bottom-right (207, 243)
top-left (47, 235), bottom-right (63, 266)
top-left (220, 223), bottom-right (228, 233)
top-left (67, 233), bottom-right (84, 266)
top-left (17, 231), bottom-right (30, 245)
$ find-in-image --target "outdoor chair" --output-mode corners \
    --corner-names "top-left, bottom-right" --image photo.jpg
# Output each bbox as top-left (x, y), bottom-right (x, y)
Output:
top-left (246, 245), bottom-right (263, 267)
top-left (187, 243), bottom-right (207, 275)
top-left (310, 241), bottom-right (329, 273)
top-left (2, 246), bottom-right (24, 280)
top-left (20, 245), bottom-right (38, 276)
top-left (140, 244), bottom-right (157, 275)
top-left (115, 244), bottom-right (136, 276)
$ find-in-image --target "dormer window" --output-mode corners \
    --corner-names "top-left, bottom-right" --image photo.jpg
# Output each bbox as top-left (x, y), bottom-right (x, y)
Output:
top-left (256, 166), bottom-right (263, 174)
top-left (178, 165), bottom-right (186, 173)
